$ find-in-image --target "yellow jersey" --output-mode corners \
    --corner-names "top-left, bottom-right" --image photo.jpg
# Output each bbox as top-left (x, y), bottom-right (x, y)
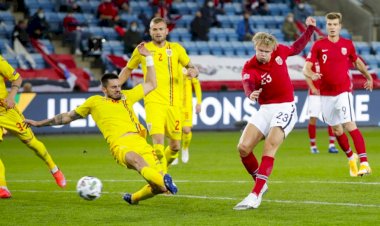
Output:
top-left (75, 84), bottom-right (146, 145)
top-left (127, 41), bottom-right (190, 107)
top-left (0, 55), bottom-right (20, 99)
top-left (183, 76), bottom-right (202, 109)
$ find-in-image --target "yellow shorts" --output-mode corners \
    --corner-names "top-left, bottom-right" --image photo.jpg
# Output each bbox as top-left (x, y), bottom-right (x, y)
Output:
top-left (0, 104), bottom-right (34, 142)
top-left (110, 134), bottom-right (163, 172)
top-left (145, 102), bottom-right (182, 140)
top-left (182, 106), bottom-right (193, 128)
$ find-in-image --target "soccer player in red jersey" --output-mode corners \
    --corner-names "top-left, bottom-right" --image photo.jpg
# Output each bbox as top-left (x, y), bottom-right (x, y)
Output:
top-left (233, 17), bottom-right (317, 210)
top-left (303, 12), bottom-right (373, 177)
top-left (305, 63), bottom-right (338, 154)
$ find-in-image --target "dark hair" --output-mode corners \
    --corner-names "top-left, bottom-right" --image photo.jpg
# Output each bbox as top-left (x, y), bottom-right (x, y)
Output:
top-left (101, 73), bottom-right (119, 87)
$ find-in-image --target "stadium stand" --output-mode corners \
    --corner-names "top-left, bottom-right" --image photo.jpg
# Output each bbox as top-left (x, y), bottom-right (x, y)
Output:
top-left (1, 0), bottom-right (378, 92)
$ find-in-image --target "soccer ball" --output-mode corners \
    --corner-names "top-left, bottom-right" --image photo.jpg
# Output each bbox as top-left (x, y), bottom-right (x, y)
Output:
top-left (76, 176), bottom-right (102, 201)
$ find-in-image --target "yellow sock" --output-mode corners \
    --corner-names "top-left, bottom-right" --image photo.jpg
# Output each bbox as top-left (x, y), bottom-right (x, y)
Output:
top-left (132, 184), bottom-right (155, 203)
top-left (0, 159), bottom-right (7, 187)
top-left (182, 131), bottom-right (192, 150)
top-left (26, 137), bottom-right (56, 171)
top-left (140, 167), bottom-right (165, 188)
top-left (153, 144), bottom-right (167, 173)
top-left (165, 146), bottom-right (179, 166)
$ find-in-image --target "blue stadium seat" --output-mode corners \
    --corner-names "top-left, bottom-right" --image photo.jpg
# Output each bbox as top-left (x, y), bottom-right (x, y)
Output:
top-left (251, 16), bottom-right (266, 29)
top-left (217, 15), bottom-right (232, 28)
top-left (39, 39), bottom-right (55, 53)
top-left (102, 27), bottom-right (119, 40)
top-left (186, 2), bottom-right (198, 14)
top-left (3, 55), bottom-right (18, 68)
top-left (88, 26), bottom-right (104, 37)
top-left (362, 54), bottom-right (377, 68)
top-left (208, 42), bottom-right (223, 56)
top-left (231, 41), bottom-right (246, 56)
top-left (195, 41), bottom-right (210, 55)
top-left (221, 42), bottom-right (234, 56)
top-left (375, 55), bottom-right (380, 67)
top-left (340, 29), bottom-right (351, 39)
top-left (182, 42), bottom-right (197, 55)
top-left (223, 3), bottom-right (235, 15)
top-left (108, 40), bottom-right (124, 55)
top-left (0, 11), bottom-right (15, 25)
top-left (355, 42), bottom-right (371, 55)
top-left (371, 41), bottom-right (380, 54)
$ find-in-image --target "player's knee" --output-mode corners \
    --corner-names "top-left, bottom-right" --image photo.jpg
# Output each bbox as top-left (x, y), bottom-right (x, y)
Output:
top-left (182, 127), bottom-right (191, 134)
top-left (237, 143), bottom-right (250, 157)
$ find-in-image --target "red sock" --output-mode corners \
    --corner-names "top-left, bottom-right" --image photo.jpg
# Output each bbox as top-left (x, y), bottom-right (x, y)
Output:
top-left (328, 126), bottom-right (335, 146)
top-left (308, 124), bottom-right (316, 147)
top-left (241, 152), bottom-right (259, 180)
top-left (336, 133), bottom-right (353, 158)
top-left (252, 156), bottom-right (274, 195)
top-left (349, 129), bottom-right (367, 162)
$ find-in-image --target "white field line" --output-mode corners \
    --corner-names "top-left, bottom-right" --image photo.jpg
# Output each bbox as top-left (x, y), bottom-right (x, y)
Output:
top-left (8, 179), bottom-right (380, 185)
top-left (10, 189), bottom-right (380, 208)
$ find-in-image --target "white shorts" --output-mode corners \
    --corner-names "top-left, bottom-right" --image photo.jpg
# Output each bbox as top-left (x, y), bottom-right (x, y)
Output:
top-left (307, 95), bottom-right (321, 118)
top-left (248, 102), bottom-right (298, 138)
top-left (321, 92), bottom-right (355, 126)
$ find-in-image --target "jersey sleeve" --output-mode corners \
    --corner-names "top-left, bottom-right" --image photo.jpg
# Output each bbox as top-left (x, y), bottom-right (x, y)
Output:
top-left (126, 47), bottom-right (142, 70)
top-left (241, 61), bottom-right (255, 97)
top-left (305, 41), bottom-right (318, 63)
top-left (74, 96), bottom-right (95, 118)
top-left (348, 40), bottom-right (358, 63)
top-left (176, 43), bottom-right (191, 67)
top-left (123, 84), bottom-right (144, 104)
top-left (0, 56), bottom-right (20, 82)
top-left (192, 78), bottom-right (202, 104)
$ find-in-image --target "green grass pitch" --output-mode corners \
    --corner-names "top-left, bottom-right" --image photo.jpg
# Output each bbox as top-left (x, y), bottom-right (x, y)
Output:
top-left (0, 128), bottom-right (379, 225)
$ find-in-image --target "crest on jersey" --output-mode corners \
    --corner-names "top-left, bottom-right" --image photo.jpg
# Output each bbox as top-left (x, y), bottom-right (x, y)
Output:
top-left (243, 73), bottom-right (250, 80)
top-left (275, 56), bottom-right (283, 65)
top-left (341, 47), bottom-right (347, 55)
top-left (166, 49), bottom-right (172, 57)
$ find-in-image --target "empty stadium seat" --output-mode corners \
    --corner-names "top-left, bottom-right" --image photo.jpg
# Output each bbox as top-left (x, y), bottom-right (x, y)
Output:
top-left (355, 42), bottom-right (371, 55)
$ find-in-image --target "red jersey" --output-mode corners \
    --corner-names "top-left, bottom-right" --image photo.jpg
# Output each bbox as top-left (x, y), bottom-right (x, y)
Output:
top-left (63, 15), bottom-right (79, 32)
top-left (242, 25), bottom-right (315, 105)
top-left (242, 45), bottom-right (295, 105)
top-left (306, 37), bottom-right (357, 96)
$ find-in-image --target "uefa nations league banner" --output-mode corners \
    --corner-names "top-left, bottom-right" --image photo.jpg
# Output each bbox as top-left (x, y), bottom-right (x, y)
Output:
top-left (18, 90), bottom-right (380, 134)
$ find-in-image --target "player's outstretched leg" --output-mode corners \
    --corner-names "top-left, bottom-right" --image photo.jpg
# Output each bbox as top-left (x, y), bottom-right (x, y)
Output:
top-left (164, 174), bottom-right (177, 194)
top-left (123, 184), bottom-right (154, 205)
top-left (25, 137), bottom-right (66, 187)
top-left (0, 159), bottom-right (11, 199)
top-left (233, 183), bottom-right (268, 210)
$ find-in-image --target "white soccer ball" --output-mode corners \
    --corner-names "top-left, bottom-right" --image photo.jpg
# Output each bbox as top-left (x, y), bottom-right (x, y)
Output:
top-left (76, 176), bottom-right (102, 201)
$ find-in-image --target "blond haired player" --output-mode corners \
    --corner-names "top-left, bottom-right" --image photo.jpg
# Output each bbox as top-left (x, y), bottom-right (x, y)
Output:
top-left (172, 67), bottom-right (202, 165)
top-left (118, 17), bottom-right (199, 171)
top-left (0, 55), bottom-right (66, 199)
top-left (26, 44), bottom-right (178, 204)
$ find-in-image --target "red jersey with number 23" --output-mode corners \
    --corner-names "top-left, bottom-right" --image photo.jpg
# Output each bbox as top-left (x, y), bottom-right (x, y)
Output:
top-left (242, 44), bottom-right (295, 105)
top-left (306, 37), bottom-right (357, 96)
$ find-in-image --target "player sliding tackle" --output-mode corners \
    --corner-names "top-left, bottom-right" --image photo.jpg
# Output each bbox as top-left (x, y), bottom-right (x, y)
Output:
top-left (25, 43), bottom-right (178, 204)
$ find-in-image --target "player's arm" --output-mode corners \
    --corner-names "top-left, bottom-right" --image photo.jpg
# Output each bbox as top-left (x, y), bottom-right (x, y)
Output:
top-left (303, 61), bottom-right (321, 81)
top-left (25, 110), bottom-right (83, 127)
top-left (5, 75), bottom-right (22, 109)
top-left (290, 16), bottom-right (316, 55)
top-left (118, 66), bottom-right (133, 85)
top-left (193, 79), bottom-right (202, 113)
top-left (136, 42), bottom-right (157, 95)
top-left (353, 57), bottom-right (373, 91)
top-left (305, 76), bottom-right (319, 95)
top-left (184, 61), bottom-right (199, 78)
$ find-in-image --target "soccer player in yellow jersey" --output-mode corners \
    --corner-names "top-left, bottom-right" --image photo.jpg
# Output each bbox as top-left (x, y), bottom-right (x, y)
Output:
top-left (0, 55), bottom-right (66, 199)
top-left (26, 43), bottom-right (178, 204)
top-left (118, 17), bottom-right (199, 171)
top-left (173, 68), bottom-right (202, 165)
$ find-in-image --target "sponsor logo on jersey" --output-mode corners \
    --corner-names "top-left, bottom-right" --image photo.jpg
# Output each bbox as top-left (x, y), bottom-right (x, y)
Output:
top-left (322, 49), bottom-right (328, 52)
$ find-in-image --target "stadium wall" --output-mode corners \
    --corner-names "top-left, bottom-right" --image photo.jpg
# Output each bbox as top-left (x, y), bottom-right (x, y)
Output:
top-left (18, 90), bottom-right (380, 134)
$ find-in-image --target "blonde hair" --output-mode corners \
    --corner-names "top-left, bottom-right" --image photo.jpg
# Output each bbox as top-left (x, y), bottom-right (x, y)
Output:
top-left (325, 12), bottom-right (342, 24)
top-left (252, 32), bottom-right (278, 50)
top-left (150, 17), bottom-right (167, 28)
